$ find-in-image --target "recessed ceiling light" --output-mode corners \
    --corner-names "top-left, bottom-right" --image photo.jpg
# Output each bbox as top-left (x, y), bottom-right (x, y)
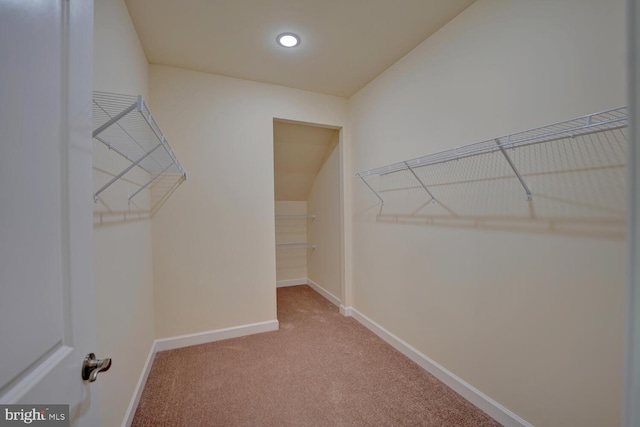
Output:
top-left (276, 32), bottom-right (300, 48)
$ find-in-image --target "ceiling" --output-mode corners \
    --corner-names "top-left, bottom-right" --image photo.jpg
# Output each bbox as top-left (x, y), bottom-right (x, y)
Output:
top-left (125, 0), bottom-right (476, 98)
top-left (125, 0), bottom-right (475, 201)
top-left (273, 121), bottom-right (338, 201)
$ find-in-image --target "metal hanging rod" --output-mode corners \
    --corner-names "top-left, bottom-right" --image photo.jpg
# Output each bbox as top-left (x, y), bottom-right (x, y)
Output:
top-left (92, 91), bottom-right (187, 205)
top-left (355, 106), bottom-right (627, 204)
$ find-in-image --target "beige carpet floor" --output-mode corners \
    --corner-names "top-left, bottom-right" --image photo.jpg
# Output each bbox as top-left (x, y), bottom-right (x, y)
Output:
top-left (132, 285), bottom-right (501, 426)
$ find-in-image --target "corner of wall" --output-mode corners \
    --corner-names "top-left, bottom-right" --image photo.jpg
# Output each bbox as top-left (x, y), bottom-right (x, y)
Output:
top-left (93, 1), bottom-right (153, 426)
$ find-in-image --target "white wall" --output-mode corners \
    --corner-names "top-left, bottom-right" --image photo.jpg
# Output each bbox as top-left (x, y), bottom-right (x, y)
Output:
top-left (307, 133), bottom-right (342, 301)
top-left (149, 65), bottom-right (347, 338)
top-left (349, 1), bottom-right (626, 426)
top-left (275, 201), bottom-right (308, 283)
top-left (92, 1), bottom-right (152, 426)
top-left (93, 0), bottom-right (148, 99)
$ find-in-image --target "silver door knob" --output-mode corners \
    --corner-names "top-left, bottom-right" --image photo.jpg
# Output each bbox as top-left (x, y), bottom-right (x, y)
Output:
top-left (81, 353), bottom-right (112, 382)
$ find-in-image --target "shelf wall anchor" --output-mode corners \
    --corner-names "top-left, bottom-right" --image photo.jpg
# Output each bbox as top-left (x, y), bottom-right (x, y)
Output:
top-left (357, 173), bottom-right (384, 205)
top-left (404, 161), bottom-right (436, 204)
top-left (494, 138), bottom-right (532, 201)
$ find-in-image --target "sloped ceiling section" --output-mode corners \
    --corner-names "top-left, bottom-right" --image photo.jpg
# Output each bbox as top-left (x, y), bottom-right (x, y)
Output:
top-left (125, 0), bottom-right (476, 97)
top-left (274, 121), bottom-right (338, 201)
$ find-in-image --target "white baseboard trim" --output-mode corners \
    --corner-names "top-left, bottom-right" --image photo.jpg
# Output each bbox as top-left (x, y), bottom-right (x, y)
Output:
top-left (154, 320), bottom-right (280, 352)
top-left (277, 278), bottom-right (308, 288)
top-left (122, 344), bottom-right (156, 427)
top-left (122, 319), bottom-right (279, 426)
top-left (306, 278), bottom-right (342, 307)
top-left (339, 305), bottom-right (352, 316)
top-left (348, 308), bottom-right (533, 427)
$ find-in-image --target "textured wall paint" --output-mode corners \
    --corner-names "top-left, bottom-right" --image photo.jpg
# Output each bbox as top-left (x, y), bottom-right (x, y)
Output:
top-left (149, 65), bottom-right (347, 338)
top-left (349, 1), bottom-right (626, 426)
top-left (307, 133), bottom-right (342, 301)
top-left (92, 1), bottom-right (153, 427)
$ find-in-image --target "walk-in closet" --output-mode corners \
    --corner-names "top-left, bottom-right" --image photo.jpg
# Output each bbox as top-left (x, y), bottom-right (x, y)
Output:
top-left (273, 120), bottom-right (343, 304)
top-left (4, 1), bottom-right (634, 426)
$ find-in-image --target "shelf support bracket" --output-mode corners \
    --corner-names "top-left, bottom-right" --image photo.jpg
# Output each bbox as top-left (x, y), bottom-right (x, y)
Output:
top-left (404, 161), bottom-right (436, 203)
top-left (495, 138), bottom-right (532, 201)
top-left (94, 142), bottom-right (164, 202)
top-left (357, 173), bottom-right (384, 205)
top-left (128, 162), bottom-right (173, 204)
top-left (92, 101), bottom-right (138, 138)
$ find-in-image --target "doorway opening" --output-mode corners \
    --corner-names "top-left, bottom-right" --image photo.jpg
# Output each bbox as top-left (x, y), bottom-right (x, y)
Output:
top-left (273, 119), bottom-right (343, 308)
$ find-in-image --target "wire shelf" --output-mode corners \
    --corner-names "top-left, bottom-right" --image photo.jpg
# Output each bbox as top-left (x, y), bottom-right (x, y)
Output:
top-left (275, 214), bottom-right (316, 220)
top-left (354, 107), bottom-right (628, 237)
top-left (92, 91), bottom-right (186, 214)
top-left (276, 243), bottom-right (316, 250)
top-left (356, 107), bottom-right (627, 205)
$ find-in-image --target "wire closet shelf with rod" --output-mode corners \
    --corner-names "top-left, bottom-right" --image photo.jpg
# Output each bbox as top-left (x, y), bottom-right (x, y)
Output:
top-left (355, 107), bottom-right (628, 236)
top-left (92, 91), bottom-right (186, 220)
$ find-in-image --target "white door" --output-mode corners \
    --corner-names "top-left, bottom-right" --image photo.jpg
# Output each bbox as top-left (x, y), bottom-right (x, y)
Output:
top-left (0, 1), bottom-right (101, 425)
